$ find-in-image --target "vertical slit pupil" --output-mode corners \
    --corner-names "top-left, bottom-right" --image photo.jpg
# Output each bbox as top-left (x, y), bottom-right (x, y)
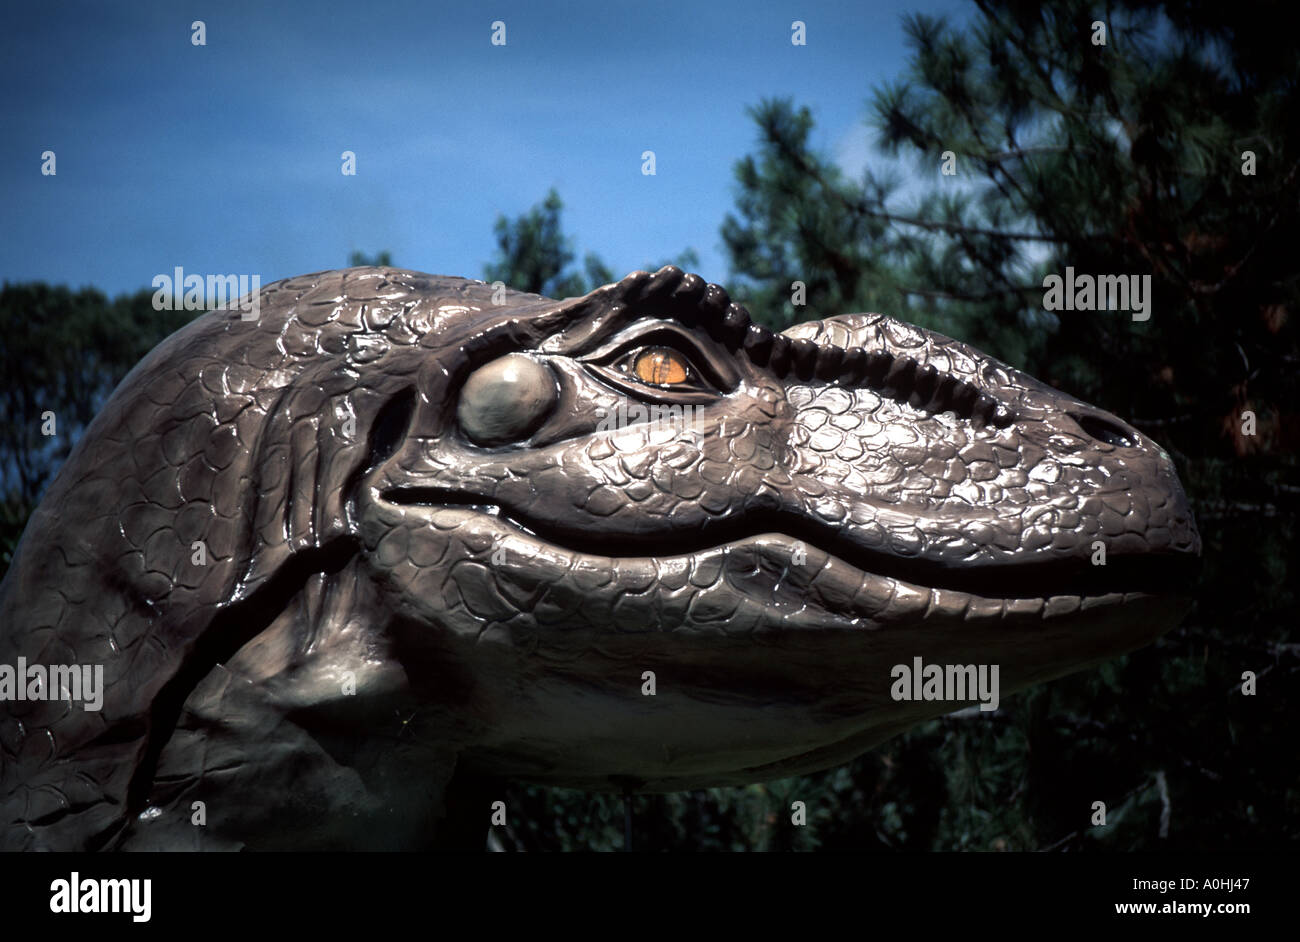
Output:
top-left (635, 349), bottom-right (686, 385)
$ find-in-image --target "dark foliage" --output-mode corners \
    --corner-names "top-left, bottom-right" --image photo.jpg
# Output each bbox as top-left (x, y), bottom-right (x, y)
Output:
top-left (2, 0), bottom-right (1293, 851)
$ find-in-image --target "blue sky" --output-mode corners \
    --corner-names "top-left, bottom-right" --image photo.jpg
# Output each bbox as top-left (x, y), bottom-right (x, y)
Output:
top-left (1, 0), bottom-right (970, 298)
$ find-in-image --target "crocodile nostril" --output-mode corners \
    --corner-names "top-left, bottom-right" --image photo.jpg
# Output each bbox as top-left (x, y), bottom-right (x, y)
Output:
top-left (1073, 412), bottom-right (1138, 448)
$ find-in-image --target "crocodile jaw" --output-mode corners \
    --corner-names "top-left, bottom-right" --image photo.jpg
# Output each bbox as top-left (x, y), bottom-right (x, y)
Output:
top-left (355, 494), bottom-right (1194, 790)
top-left (347, 275), bottom-right (1200, 791)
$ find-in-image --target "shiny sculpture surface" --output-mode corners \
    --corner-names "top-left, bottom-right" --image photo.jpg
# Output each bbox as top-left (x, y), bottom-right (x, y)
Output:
top-left (0, 266), bottom-right (1200, 850)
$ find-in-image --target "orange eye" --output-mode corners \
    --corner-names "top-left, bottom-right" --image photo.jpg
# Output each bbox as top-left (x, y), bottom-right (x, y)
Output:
top-left (632, 347), bottom-right (690, 385)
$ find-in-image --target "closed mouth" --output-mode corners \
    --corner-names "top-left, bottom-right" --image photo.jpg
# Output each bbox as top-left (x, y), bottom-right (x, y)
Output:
top-left (380, 486), bottom-right (1201, 611)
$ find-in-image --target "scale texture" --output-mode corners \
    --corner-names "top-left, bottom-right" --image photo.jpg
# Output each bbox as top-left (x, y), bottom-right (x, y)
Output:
top-left (0, 266), bottom-right (1199, 850)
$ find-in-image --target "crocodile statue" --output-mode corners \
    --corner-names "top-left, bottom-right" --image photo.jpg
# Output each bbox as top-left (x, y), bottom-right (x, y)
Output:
top-left (0, 265), bottom-right (1200, 850)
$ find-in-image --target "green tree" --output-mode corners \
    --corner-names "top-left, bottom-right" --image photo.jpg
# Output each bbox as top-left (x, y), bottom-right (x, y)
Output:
top-left (721, 100), bottom-right (917, 330)
top-left (348, 250), bottom-right (393, 267)
top-left (482, 188), bottom-right (701, 299)
top-left (484, 189), bottom-right (615, 298)
top-left (0, 284), bottom-right (197, 573)
top-left (717, 0), bottom-right (1298, 850)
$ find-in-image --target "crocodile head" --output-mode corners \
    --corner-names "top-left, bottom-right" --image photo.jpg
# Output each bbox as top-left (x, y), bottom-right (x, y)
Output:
top-left (0, 266), bottom-right (1199, 850)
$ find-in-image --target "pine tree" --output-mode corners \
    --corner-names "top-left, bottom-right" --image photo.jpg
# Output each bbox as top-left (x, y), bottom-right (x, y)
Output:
top-left (721, 0), bottom-right (1299, 850)
top-left (483, 189), bottom-right (614, 298)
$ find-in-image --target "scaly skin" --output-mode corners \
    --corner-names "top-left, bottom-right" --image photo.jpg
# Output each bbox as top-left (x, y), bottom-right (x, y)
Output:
top-left (0, 266), bottom-right (1199, 850)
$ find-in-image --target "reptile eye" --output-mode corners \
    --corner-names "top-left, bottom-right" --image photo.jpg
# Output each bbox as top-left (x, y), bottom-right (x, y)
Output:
top-left (578, 323), bottom-right (731, 403)
top-left (631, 347), bottom-right (692, 386)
